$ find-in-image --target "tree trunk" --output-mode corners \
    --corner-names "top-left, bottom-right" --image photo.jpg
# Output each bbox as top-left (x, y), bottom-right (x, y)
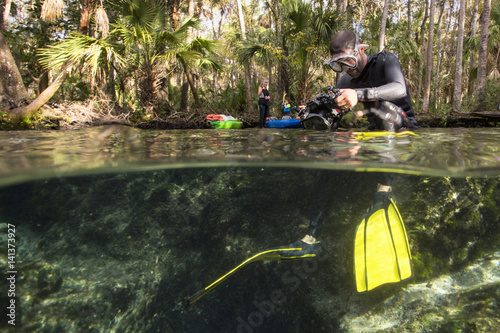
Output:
top-left (180, 59), bottom-right (201, 107)
top-left (167, 0), bottom-right (181, 30)
top-left (107, 66), bottom-right (116, 101)
top-left (467, 0), bottom-right (480, 97)
top-left (180, 0), bottom-right (195, 111)
top-left (434, 1), bottom-right (445, 109)
top-left (236, 0), bottom-right (254, 114)
top-left (2, 0), bottom-right (12, 30)
top-left (378, 0), bottom-right (390, 52)
top-left (272, 0), bottom-right (282, 97)
top-left (476, 0), bottom-right (491, 109)
top-left (79, 0), bottom-right (97, 36)
top-left (415, 0), bottom-right (428, 111)
top-left (452, 0), bottom-right (466, 113)
top-left (422, 0), bottom-right (436, 114)
top-left (180, 79), bottom-right (189, 110)
top-left (279, 1), bottom-right (289, 96)
top-left (9, 62), bottom-right (72, 118)
top-left (407, 0), bottom-right (412, 39)
top-left (39, 71), bottom-right (49, 94)
top-left (0, 30), bottom-right (28, 104)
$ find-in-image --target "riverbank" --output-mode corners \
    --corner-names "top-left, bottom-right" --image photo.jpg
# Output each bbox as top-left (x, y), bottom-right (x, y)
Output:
top-left (2, 101), bottom-right (500, 130)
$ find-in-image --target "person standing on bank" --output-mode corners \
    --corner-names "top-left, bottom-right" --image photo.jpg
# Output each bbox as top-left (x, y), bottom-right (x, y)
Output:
top-left (258, 79), bottom-right (271, 128)
top-left (324, 30), bottom-right (418, 131)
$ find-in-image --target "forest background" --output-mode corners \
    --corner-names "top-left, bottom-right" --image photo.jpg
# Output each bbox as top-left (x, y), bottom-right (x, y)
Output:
top-left (1, 0), bottom-right (500, 128)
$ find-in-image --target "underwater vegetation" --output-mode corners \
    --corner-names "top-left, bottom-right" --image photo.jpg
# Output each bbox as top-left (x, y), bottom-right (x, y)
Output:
top-left (0, 168), bottom-right (498, 332)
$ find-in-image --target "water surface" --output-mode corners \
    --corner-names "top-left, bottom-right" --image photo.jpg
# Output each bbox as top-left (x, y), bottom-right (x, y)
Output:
top-left (1, 127), bottom-right (500, 186)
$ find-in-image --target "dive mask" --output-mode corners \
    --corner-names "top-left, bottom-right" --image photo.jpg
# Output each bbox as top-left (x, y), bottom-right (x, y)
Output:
top-left (323, 35), bottom-right (368, 73)
top-left (324, 54), bottom-right (358, 73)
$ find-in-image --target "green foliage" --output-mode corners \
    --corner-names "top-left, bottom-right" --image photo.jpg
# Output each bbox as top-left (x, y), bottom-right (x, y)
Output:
top-left (479, 80), bottom-right (500, 111)
top-left (202, 80), bottom-right (249, 115)
top-left (283, 0), bottom-right (344, 102)
top-left (432, 102), bottom-right (452, 117)
top-left (38, 33), bottom-right (123, 74)
top-left (0, 110), bottom-right (45, 130)
top-left (8, 0), bottom-right (500, 123)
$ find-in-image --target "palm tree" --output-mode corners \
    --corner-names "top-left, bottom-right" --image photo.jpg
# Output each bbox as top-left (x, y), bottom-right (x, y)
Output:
top-left (37, 0), bottom-right (218, 114)
top-left (2, 0), bottom-right (112, 117)
top-left (236, 35), bottom-right (281, 89)
top-left (285, 0), bottom-right (339, 103)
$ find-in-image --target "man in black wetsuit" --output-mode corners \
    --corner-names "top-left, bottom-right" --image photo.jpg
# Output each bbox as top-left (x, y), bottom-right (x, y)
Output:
top-left (284, 31), bottom-right (417, 252)
top-left (324, 30), bottom-right (418, 131)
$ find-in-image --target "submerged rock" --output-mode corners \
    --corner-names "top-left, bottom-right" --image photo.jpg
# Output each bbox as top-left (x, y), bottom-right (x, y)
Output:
top-left (341, 251), bottom-right (500, 332)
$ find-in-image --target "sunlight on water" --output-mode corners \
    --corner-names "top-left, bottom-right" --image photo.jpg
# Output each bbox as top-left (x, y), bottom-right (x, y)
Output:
top-left (1, 126), bottom-right (500, 186)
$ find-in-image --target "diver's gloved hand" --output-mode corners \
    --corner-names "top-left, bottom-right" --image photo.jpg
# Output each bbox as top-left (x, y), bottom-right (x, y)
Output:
top-left (278, 236), bottom-right (322, 259)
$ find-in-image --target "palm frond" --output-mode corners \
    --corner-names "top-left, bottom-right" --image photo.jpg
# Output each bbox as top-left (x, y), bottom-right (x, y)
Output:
top-left (287, 0), bottom-right (312, 34)
top-left (155, 30), bottom-right (185, 49)
top-left (464, 36), bottom-right (480, 52)
top-left (311, 12), bottom-right (332, 45)
top-left (176, 17), bottom-right (200, 35)
top-left (236, 39), bottom-right (279, 64)
top-left (41, 0), bottom-right (64, 23)
top-left (38, 33), bottom-right (123, 78)
top-left (189, 38), bottom-right (219, 54)
top-left (122, 0), bottom-right (162, 33)
top-left (198, 56), bottom-right (223, 72)
top-left (174, 50), bottom-right (203, 66)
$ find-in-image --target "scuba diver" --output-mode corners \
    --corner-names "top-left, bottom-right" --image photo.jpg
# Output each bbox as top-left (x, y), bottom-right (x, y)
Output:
top-left (188, 31), bottom-right (416, 304)
top-left (324, 30), bottom-right (418, 132)
top-left (291, 30), bottom-right (416, 292)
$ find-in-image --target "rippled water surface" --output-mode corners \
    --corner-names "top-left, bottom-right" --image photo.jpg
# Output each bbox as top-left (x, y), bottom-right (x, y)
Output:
top-left (1, 126), bottom-right (500, 186)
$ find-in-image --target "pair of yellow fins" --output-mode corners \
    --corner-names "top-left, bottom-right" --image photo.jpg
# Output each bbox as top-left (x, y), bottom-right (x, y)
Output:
top-left (188, 193), bottom-right (413, 304)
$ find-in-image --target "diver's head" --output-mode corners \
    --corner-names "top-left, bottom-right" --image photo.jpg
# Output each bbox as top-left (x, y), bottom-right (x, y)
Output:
top-left (324, 30), bottom-right (368, 78)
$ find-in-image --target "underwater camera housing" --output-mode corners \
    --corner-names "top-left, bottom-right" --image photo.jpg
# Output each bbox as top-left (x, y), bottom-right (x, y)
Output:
top-left (298, 88), bottom-right (348, 131)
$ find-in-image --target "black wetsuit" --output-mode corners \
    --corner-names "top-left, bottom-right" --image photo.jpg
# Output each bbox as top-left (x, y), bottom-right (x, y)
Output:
top-left (337, 51), bottom-right (418, 130)
top-left (258, 88), bottom-right (270, 128)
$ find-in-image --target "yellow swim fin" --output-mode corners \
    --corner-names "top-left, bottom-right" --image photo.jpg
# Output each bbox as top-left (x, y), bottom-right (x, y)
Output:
top-left (354, 195), bottom-right (413, 292)
top-left (188, 246), bottom-right (316, 304)
top-left (353, 130), bottom-right (418, 140)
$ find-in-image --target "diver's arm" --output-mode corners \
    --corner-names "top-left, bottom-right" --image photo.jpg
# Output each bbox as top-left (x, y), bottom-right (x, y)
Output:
top-left (355, 53), bottom-right (407, 102)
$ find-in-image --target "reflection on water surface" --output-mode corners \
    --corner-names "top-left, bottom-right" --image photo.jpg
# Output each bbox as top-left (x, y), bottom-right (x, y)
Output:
top-left (1, 126), bottom-right (500, 186)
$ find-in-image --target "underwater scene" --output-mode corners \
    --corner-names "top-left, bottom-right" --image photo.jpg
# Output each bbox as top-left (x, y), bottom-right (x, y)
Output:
top-left (0, 126), bottom-right (499, 332)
